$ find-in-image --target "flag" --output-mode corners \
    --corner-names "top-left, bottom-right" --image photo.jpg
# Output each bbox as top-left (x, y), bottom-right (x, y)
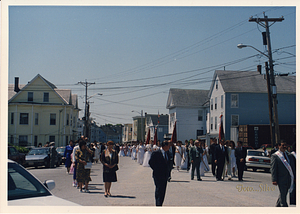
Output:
top-left (146, 129), bottom-right (150, 144)
top-left (219, 115), bottom-right (225, 140)
top-left (153, 127), bottom-right (158, 145)
top-left (170, 121), bottom-right (177, 143)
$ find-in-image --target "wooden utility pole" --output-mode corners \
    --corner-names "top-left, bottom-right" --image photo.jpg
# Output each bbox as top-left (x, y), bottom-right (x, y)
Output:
top-left (249, 12), bottom-right (284, 147)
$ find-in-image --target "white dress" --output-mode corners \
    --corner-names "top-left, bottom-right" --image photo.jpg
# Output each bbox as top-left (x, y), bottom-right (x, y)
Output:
top-left (136, 145), bottom-right (145, 165)
top-left (200, 147), bottom-right (210, 176)
top-left (127, 146), bottom-right (131, 157)
top-left (119, 146), bottom-right (125, 157)
top-left (131, 146), bottom-right (137, 160)
top-left (180, 147), bottom-right (188, 169)
top-left (142, 144), bottom-right (153, 167)
top-left (174, 146), bottom-right (183, 167)
top-left (231, 148), bottom-right (236, 169)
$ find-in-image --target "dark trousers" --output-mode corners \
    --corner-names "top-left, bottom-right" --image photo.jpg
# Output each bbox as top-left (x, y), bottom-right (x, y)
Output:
top-left (154, 177), bottom-right (168, 206)
top-left (73, 161), bottom-right (77, 181)
top-left (276, 183), bottom-right (290, 207)
top-left (290, 183), bottom-right (296, 205)
top-left (191, 160), bottom-right (201, 180)
top-left (211, 159), bottom-right (216, 175)
top-left (216, 161), bottom-right (225, 180)
top-left (236, 161), bottom-right (245, 181)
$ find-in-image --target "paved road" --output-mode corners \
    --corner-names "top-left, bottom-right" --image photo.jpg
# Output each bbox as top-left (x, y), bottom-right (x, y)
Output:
top-left (28, 156), bottom-right (294, 207)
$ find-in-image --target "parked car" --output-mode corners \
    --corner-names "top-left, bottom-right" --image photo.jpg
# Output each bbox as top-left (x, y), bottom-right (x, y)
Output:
top-left (8, 146), bottom-right (26, 166)
top-left (56, 146), bottom-right (66, 164)
top-left (25, 147), bottom-right (61, 168)
top-left (245, 149), bottom-right (271, 172)
top-left (8, 160), bottom-right (79, 206)
top-left (24, 146), bottom-right (35, 153)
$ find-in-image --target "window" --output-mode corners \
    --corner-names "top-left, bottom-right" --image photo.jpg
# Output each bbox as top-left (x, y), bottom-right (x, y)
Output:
top-left (50, 114), bottom-right (56, 125)
top-left (221, 95), bottom-right (224, 108)
top-left (73, 117), bottom-right (76, 128)
top-left (231, 94), bottom-right (239, 108)
top-left (49, 136), bottom-right (55, 142)
top-left (66, 136), bottom-right (69, 145)
top-left (11, 113), bottom-right (14, 125)
top-left (216, 80), bottom-right (218, 90)
top-left (197, 130), bottom-right (204, 136)
top-left (210, 117), bottom-right (213, 130)
top-left (34, 136), bottom-right (38, 147)
top-left (215, 117), bottom-right (217, 130)
top-left (28, 92), bottom-right (33, 102)
top-left (19, 135), bottom-right (28, 147)
top-left (215, 97), bottom-right (217, 110)
top-left (211, 99), bottom-right (213, 110)
top-left (35, 113), bottom-right (39, 125)
top-left (205, 110), bottom-right (208, 121)
top-left (198, 110), bottom-right (203, 121)
top-left (66, 114), bottom-right (69, 126)
top-left (158, 128), bottom-right (163, 132)
top-left (43, 92), bottom-right (49, 102)
top-left (231, 115), bottom-right (239, 127)
top-left (20, 113), bottom-right (29, 125)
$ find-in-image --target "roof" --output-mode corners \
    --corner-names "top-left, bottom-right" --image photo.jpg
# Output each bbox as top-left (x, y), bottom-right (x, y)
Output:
top-left (209, 70), bottom-right (296, 96)
top-left (166, 88), bottom-right (210, 109)
top-left (146, 114), bottom-right (169, 126)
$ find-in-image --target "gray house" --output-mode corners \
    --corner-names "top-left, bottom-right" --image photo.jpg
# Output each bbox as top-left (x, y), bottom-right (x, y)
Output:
top-left (145, 113), bottom-right (169, 143)
top-left (208, 70), bottom-right (296, 143)
top-left (166, 88), bottom-right (210, 142)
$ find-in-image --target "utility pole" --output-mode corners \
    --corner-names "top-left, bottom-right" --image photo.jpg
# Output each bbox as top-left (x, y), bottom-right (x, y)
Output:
top-left (78, 80), bottom-right (95, 141)
top-left (249, 12), bottom-right (284, 147)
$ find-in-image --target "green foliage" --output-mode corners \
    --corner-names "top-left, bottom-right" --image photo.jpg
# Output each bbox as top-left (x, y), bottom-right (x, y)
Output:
top-left (7, 143), bottom-right (29, 154)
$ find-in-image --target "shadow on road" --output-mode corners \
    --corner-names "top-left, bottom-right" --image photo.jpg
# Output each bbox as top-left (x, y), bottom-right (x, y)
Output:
top-left (109, 195), bottom-right (136, 199)
top-left (169, 180), bottom-right (190, 183)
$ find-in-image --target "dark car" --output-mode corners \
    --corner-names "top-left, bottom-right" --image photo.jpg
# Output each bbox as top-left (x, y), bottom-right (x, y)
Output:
top-left (8, 146), bottom-right (26, 166)
top-left (56, 146), bottom-right (66, 164)
top-left (25, 147), bottom-right (61, 168)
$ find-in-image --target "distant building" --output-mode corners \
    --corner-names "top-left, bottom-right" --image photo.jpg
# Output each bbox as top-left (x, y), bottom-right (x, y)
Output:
top-left (90, 121), bottom-right (106, 143)
top-left (132, 116), bottom-right (145, 142)
top-left (145, 113), bottom-right (169, 143)
top-left (166, 88), bottom-right (210, 142)
top-left (100, 124), bottom-right (123, 144)
top-left (208, 70), bottom-right (296, 144)
top-left (8, 74), bottom-right (80, 147)
top-left (122, 123), bottom-right (133, 143)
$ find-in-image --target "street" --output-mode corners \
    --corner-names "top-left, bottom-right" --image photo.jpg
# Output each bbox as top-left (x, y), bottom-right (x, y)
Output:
top-left (26, 155), bottom-right (296, 208)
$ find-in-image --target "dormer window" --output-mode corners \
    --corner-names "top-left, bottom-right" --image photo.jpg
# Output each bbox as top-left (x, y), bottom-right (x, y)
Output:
top-left (28, 92), bottom-right (33, 102)
top-left (216, 80), bottom-right (218, 90)
top-left (44, 92), bottom-right (49, 102)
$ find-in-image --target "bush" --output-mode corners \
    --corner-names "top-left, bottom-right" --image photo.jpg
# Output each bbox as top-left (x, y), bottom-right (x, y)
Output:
top-left (7, 143), bottom-right (29, 154)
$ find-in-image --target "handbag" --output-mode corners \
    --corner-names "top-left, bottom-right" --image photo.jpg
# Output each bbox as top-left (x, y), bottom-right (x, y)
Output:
top-left (84, 162), bottom-right (92, 169)
top-left (69, 163), bottom-right (74, 174)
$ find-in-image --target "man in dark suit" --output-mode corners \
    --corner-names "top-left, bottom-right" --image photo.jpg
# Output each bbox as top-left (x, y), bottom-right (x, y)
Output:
top-left (149, 141), bottom-right (171, 206)
top-left (235, 141), bottom-right (247, 181)
top-left (214, 139), bottom-right (229, 181)
top-left (189, 140), bottom-right (203, 181)
top-left (167, 141), bottom-right (176, 182)
top-left (271, 141), bottom-right (296, 207)
top-left (209, 138), bottom-right (217, 176)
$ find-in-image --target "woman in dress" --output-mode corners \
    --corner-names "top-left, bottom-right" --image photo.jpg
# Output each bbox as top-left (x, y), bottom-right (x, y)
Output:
top-left (230, 141), bottom-right (237, 177)
top-left (142, 140), bottom-right (153, 167)
top-left (199, 141), bottom-right (209, 176)
top-left (101, 141), bottom-right (119, 197)
top-left (119, 145), bottom-right (125, 157)
top-left (131, 143), bottom-right (137, 160)
top-left (174, 141), bottom-right (183, 171)
top-left (75, 140), bottom-right (93, 193)
top-left (136, 141), bottom-right (145, 165)
top-left (180, 143), bottom-right (188, 170)
top-left (63, 140), bottom-right (74, 174)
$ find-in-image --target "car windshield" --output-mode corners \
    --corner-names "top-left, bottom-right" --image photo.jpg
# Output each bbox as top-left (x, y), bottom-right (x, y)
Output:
top-left (8, 162), bottom-right (51, 200)
top-left (28, 149), bottom-right (48, 155)
top-left (56, 147), bottom-right (65, 153)
top-left (248, 151), bottom-right (266, 156)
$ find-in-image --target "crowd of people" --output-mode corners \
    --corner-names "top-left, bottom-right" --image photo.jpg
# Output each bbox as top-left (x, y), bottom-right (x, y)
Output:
top-left (58, 136), bottom-right (296, 207)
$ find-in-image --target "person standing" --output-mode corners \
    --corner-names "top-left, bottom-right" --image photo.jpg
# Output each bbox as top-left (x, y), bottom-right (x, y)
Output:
top-left (187, 139), bottom-right (194, 171)
top-left (148, 141), bottom-right (171, 206)
top-left (230, 141), bottom-right (237, 178)
top-left (64, 140), bottom-right (74, 173)
top-left (214, 139), bottom-right (228, 181)
top-left (136, 141), bottom-right (145, 165)
top-left (167, 141), bottom-right (176, 182)
top-left (189, 140), bottom-right (203, 181)
top-left (271, 141), bottom-right (296, 207)
top-left (49, 142), bottom-right (57, 168)
top-left (223, 140), bottom-right (232, 180)
top-left (209, 138), bottom-right (217, 176)
top-left (71, 141), bottom-right (80, 187)
top-left (101, 141), bottom-right (119, 197)
top-left (143, 141), bottom-right (153, 167)
top-left (174, 141), bottom-right (183, 171)
top-left (235, 141), bottom-right (247, 181)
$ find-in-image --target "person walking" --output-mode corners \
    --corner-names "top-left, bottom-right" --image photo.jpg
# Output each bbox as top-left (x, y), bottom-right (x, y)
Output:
top-left (271, 141), bottom-right (296, 207)
top-left (148, 141), bottom-right (171, 206)
top-left (209, 138), bottom-right (217, 176)
top-left (71, 141), bottom-right (80, 187)
top-left (189, 140), bottom-right (203, 181)
top-left (230, 141), bottom-right (237, 178)
top-left (49, 142), bottom-right (57, 168)
top-left (214, 139), bottom-right (229, 181)
top-left (75, 140), bottom-right (93, 193)
top-left (63, 140), bottom-right (74, 174)
top-left (101, 141), bottom-right (119, 197)
top-left (235, 141), bottom-right (247, 181)
top-left (222, 140), bottom-right (232, 180)
top-left (174, 141), bottom-right (183, 171)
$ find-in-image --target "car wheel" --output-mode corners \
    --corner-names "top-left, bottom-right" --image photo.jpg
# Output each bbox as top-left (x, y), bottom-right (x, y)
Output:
top-left (253, 168), bottom-right (257, 172)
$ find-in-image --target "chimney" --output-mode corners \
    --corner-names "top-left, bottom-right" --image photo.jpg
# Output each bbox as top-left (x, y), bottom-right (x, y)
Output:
top-left (257, 65), bottom-right (262, 74)
top-left (14, 77), bottom-right (20, 93)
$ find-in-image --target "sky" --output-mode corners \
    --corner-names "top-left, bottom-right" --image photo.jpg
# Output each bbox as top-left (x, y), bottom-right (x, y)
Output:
top-left (7, 3), bottom-right (296, 125)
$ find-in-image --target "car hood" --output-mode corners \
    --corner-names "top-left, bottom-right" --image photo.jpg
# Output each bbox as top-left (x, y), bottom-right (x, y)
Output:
top-left (8, 195), bottom-right (80, 206)
top-left (25, 155), bottom-right (48, 160)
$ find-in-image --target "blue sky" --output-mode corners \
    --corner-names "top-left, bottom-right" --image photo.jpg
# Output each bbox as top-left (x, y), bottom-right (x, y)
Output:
top-left (8, 5), bottom-right (296, 125)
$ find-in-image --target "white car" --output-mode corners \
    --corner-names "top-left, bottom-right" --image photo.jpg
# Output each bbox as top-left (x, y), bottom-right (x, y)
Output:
top-left (245, 149), bottom-right (271, 172)
top-left (8, 160), bottom-right (79, 206)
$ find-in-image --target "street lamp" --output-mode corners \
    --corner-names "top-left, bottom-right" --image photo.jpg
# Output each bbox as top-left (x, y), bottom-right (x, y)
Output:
top-left (237, 43), bottom-right (280, 147)
top-left (132, 110), bottom-right (144, 142)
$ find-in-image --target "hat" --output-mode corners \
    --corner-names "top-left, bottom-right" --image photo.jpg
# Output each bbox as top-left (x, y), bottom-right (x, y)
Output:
top-left (49, 142), bottom-right (55, 146)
